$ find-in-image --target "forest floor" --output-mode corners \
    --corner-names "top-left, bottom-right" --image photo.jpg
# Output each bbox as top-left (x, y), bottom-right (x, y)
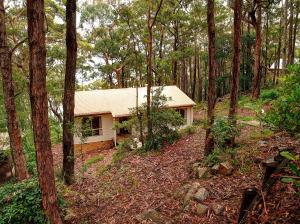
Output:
top-left (52, 97), bottom-right (300, 224)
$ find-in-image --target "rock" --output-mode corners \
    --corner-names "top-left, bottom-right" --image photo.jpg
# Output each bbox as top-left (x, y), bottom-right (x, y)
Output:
top-left (211, 164), bottom-right (220, 174)
top-left (174, 184), bottom-right (191, 200)
top-left (258, 140), bottom-right (268, 148)
top-left (197, 167), bottom-right (208, 179)
top-left (196, 204), bottom-right (209, 216)
top-left (212, 203), bottom-right (224, 215)
top-left (136, 209), bottom-right (167, 224)
top-left (183, 182), bottom-right (200, 207)
top-left (218, 162), bottom-right (234, 176)
top-left (193, 187), bottom-right (209, 202)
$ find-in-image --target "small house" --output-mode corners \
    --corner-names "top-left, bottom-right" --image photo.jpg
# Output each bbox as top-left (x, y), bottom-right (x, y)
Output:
top-left (74, 85), bottom-right (196, 152)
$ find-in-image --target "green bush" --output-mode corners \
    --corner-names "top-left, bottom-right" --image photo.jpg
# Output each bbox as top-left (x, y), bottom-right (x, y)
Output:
top-left (0, 178), bottom-right (48, 224)
top-left (0, 150), bottom-right (9, 165)
top-left (264, 65), bottom-right (300, 134)
top-left (211, 117), bottom-right (240, 148)
top-left (0, 178), bottom-right (65, 224)
top-left (260, 89), bottom-right (279, 102)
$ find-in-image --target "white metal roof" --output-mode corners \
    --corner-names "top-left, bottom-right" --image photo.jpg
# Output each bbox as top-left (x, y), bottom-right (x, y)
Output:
top-left (75, 85), bottom-right (196, 117)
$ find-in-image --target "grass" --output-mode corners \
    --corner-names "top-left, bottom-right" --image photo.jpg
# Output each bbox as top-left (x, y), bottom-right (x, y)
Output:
top-left (237, 115), bottom-right (256, 122)
top-left (81, 154), bottom-right (104, 172)
top-left (250, 128), bottom-right (274, 140)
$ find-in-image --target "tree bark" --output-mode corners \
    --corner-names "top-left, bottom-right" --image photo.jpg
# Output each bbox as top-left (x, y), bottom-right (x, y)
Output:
top-left (63, 0), bottom-right (77, 185)
top-left (191, 50), bottom-right (197, 100)
top-left (282, 0), bottom-right (288, 69)
top-left (146, 5), bottom-right (153, 144)
top-left (204, 0), bottom-right (217, 156)
top-left (288, 0), bottom-right (294, 64)
top-left (26, 0), bottom-right (63, 223)
top-left (228, 0), bottom-right (242, 147)
top-left (251, 5), bottom-right (262, 99)
top-left (172, 21), bottom-right (179, 85)
top-left (0, 0), bottom-right (29, 181)
top-left (292, 1), bottom-right (299, 63)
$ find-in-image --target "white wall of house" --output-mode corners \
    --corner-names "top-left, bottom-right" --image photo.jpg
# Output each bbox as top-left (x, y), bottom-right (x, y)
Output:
top-left (74, 106), bottom-right (194, 145)
top-left (74, 114), bottom-right (114, 144)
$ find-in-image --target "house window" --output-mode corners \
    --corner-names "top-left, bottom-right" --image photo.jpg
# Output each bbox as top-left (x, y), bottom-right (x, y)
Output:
top-left (81, 116), bottom-right (102, 137)
top-left (176, 109), bottom-right (185, 118)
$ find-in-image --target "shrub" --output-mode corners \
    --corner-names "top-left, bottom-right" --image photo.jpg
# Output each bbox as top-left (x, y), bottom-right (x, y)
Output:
top-left (0, 178), bottom-right (48, 224)
top-left (264, 65), bottom-right (300, 134)
top-left (211, 117), bottom-right (240, 148)
top-left (260, 89), bottom-right (279, 102)
top-left (0, 178), bottom-right (65, 224)
top-left (0, 150), bottom-right (9, 165)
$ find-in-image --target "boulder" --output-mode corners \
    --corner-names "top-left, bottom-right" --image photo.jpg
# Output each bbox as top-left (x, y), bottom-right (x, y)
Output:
top-left (262, 157), bottom-right (278, 168)
top-left (174, 184), bottom-right (191, 200)
top-left (218, 162), bottom-right (233, 176)
top-left (196, 204), bottom-right (209, 216)
top-left (212, 203), bottom-right (224, 215)
top-left (183, 182), bottom-right (200, 207)
top-left (193, 187), bottom-right (209, 202)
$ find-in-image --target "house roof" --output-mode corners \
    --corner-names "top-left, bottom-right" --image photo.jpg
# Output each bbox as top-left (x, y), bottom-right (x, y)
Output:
top-left (75, 85), bottom-right (196, 117)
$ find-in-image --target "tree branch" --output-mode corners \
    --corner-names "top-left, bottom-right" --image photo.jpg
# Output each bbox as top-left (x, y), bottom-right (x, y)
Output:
top-left (150, 0), bottom-right (164, 28)
top-left (11, 37), bottom-right (28, 54)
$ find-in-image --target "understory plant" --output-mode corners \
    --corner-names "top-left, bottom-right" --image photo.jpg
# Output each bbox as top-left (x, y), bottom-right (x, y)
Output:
top-left (280, 151), bottom-right (300, 194)
top-left (264, 64), bottom-right (300, 134)
top-left (0, 178), bottom-right (64, 224)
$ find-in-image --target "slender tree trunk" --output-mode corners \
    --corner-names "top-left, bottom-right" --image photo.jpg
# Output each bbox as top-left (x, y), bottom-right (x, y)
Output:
top-left (251, 6), bottom-right (262, 99)
top-left (146, 5), bottom-right (153, 144)
top-left (292, 1), bottom-right (299, 63)
top-left (172, 22), bottom-right (179, 85)
top-left (0, 0), bottom-right (29, 181)
top-left (27, 1), bottom-right (63, 223)
top-left (204, 0), bottom-right (217, 156)
top-left (157, 26), bottom-right (164, 85)
top-left (192, 49), bottom-right (197, 100)
top-left (198, 52), bottom-right (203, 101)
top-left (228, 0), bottom-right (242, 147)
top-left (288, 0), bottom-right (294, 64)
top-left (282, 0), bottom-right (289, 69)
top-left (264, 10), bottom-right (269, 85)
top-left (63, 0), bottom-right (77, 185)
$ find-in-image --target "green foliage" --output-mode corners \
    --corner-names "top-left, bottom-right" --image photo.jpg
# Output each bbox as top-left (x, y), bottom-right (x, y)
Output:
top-left (0, 179), bottom-right (47, 224)
top-left (81, 154), bottom-right (104, 172)
top-left (211, 117), bottom-right (240, 148)
top-left (23, 130), bottom-right (37, 175)
top-left (280, 151), bottom-right (300, 192)
top-left (264, 65), bottom-right (300, 134)
top-left (260, 89), bottom-right (279, 102)
top-left (143, 88), bottom-right (185, 150)
top-left (204, 147), bottom-right (237, 167)
top-left (0, 150), bottom-right (9, 165)
top-left (181, 125), bottom-right (197, 135)
top-left (0, 178), bottom-right (65, 224)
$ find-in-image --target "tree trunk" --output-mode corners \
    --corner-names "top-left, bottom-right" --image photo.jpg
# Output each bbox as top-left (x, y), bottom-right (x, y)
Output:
top-left (292, 1), bottom-right (299, 63)
top-left (198, 52), bottom-right (203, 101)
top-left (288, 0), bottom-right (294, 64)
top-left (251, 5), bottom-right (262, 99)
top-left (204, 0), bottom-right (217, 156)
top-left (0, 0), bottom-right (29, 181)
top-left (63, 0), bottom-right (77, 185)
top-left (282, 0), bottom-right (288, 69)
top-left (146, 5), bottom-right (153, 144)
top-left (228, 0), bottom-right (242, 147)
top-left (172, 22), bottom-right (179, 85)
top-left (192, 50), bottom-right (197, 100)
top-left (26, 0), bottom-right (63, 223)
